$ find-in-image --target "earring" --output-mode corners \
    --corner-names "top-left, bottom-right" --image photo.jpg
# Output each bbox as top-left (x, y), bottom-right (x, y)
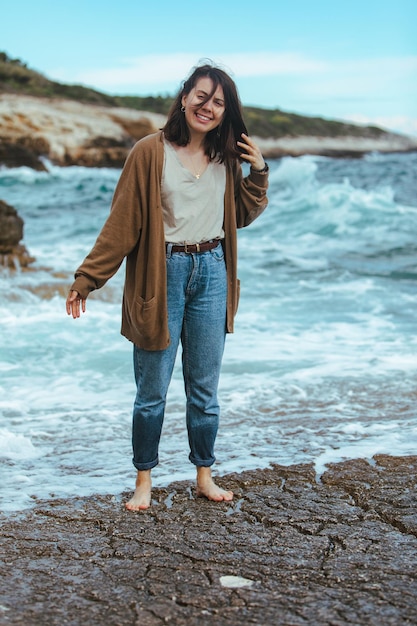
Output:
top-left (181, 106), bottom-right (186, 112)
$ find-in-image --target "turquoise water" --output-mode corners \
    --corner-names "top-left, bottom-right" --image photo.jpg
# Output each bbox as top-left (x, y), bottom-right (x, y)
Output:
top-left (1, 152), bottom-right (416, 512)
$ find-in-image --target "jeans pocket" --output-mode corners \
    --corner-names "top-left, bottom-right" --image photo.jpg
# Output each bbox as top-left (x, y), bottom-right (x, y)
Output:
top-left (210, 243), bottom-right (225, 262)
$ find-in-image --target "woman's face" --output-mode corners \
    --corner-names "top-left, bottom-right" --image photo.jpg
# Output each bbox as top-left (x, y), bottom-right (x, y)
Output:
top-left (181, 77), bottom-right (225, 136)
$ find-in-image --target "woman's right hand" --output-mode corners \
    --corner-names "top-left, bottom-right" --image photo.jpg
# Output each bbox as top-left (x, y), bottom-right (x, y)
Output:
top-left (66, 290), bottom-right (87, 318)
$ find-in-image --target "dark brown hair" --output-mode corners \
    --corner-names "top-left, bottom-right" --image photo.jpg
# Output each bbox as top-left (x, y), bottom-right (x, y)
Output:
top-left (163, 62), bottom-right (248, 165)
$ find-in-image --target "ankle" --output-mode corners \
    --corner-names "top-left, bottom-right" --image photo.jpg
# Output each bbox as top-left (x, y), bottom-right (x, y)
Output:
top-left (136, 469), bottom-right (152, 487)
top-left (196, 466), bottom-right (212, 483)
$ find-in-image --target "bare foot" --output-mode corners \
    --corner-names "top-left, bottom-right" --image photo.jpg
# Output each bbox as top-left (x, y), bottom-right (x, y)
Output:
top-left (125, 470), bottom-right (152, 511)
top-left (196, 466), bottom-right (233, 502)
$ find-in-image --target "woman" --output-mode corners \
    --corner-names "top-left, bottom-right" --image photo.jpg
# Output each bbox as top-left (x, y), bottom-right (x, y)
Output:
top-left (66, 62), bottom-right (269, 511)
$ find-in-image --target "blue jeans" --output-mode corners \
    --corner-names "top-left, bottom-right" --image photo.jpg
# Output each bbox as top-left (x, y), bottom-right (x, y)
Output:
top-left (131, 242), bottom-right (227, 470)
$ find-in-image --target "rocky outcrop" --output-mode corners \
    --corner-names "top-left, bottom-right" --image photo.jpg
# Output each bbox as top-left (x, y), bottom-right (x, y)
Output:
top-left (0, 199), bottom-right (35, 268)
top-left (1, 94), bottom-right (417, 170)
top-left (0, 94), bottom-right (166, 169)
top-left (0, 136), bottom-right (49, 171)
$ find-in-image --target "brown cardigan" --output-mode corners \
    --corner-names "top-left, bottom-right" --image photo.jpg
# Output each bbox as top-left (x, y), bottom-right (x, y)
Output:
top-left (71, 131), bottom-right (268, 350)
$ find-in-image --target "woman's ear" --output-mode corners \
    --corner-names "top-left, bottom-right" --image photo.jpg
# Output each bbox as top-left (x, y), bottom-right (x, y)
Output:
top-left (181, 94), bottom-right (187, 108)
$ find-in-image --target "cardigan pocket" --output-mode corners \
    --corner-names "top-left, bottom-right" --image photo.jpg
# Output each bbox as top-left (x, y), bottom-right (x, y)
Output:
top-left (132, 295), bottom-right (158, 338)
top-left (135, 294), bottom-right (156, 315)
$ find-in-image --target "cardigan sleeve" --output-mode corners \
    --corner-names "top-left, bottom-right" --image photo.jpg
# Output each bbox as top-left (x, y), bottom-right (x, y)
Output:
top-left (70, 144), bottom-right (144, 298)
top-left (233, 161), bottom-right (269, 228)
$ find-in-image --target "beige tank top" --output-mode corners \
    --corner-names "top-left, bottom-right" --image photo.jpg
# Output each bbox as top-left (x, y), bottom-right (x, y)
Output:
top-left (161, 137), bottom-right (226, 244)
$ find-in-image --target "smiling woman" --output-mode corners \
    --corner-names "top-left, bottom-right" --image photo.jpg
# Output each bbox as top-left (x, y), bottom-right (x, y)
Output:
top-left (66, 61), bottom-right (269, 513)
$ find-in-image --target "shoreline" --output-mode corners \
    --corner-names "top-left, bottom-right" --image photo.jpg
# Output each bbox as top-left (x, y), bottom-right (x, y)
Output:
top-left (1, 455), bottom-right (416, 625)
top-left (1, 94), bottom-right (417, 170)
top-left (254, 133), bottom-right (417, 159)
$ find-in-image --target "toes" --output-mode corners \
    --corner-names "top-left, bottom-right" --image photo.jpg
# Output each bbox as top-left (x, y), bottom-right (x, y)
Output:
top-left (125, 505), bottom-right (149, 512)
top-left (125, 500), bottom-right (150, 511)
top-left (196, 488), bottom-right (234, 502)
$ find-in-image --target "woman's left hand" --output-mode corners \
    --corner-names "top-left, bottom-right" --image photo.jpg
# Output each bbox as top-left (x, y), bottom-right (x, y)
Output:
top-left (237, 133), bottom-right (266, 171)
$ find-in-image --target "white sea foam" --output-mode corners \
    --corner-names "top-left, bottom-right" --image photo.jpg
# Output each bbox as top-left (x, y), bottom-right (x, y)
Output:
top-left (0, 429), bottom-right (47, 460)
top-left (314, 421), bottom-right (417, 478)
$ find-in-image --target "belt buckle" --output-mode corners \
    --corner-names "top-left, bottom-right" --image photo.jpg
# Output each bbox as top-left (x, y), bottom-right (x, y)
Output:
top-left (184, 242), bottom-right (200, 253)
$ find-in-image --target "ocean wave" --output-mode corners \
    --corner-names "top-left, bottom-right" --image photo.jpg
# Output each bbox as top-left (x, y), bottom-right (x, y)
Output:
top-left (1, 152), bottom-right (416, 512)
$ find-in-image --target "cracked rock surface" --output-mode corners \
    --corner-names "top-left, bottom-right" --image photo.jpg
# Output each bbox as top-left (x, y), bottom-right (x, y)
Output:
top-left (1, 454), bottom-right (416, 625)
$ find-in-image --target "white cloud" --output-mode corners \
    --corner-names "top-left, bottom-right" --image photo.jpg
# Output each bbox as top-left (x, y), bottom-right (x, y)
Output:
top-left (77, 53), bottom-right (197, 89)
top-left (344, 113), bottom-right (417, 138)
top-left (70, 52), bottom-right (417, 93)
top-left (67, 51), bottom-right (328, 90)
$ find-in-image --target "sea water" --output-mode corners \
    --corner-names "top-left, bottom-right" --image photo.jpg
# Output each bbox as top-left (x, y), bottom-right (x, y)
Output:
top-left (1, 152), bottom-right (416, 512)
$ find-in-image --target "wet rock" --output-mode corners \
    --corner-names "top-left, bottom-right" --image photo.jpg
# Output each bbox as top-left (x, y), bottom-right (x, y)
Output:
top-left (0, 199), bottom-right (35, 268)
top-left (0, 199), bottom-right (34, 268)
top-left (0, 138), bottom-right (48, 171)
top-left (0, 455), bottom-right (416, 625)
top-left (0, 199), bottom-right (23, 247)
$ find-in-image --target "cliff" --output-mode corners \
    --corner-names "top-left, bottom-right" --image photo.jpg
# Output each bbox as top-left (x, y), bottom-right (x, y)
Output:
top-left (0, 94), bottom-right (166, 170)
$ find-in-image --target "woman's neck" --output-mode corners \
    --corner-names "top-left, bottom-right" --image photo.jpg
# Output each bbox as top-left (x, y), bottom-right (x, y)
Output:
top-left (186, 132), bottom-right (206, 155)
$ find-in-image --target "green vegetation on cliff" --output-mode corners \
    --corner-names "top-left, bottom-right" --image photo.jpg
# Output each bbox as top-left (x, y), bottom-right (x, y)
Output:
top-left (0, 52), bottom-right (385, 139)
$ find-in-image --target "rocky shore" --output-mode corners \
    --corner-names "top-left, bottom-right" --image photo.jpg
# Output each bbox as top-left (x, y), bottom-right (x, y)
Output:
top-left (1, 455), bottom-right (416, 625)
top-left (1, 94), bottom-right (417, 171)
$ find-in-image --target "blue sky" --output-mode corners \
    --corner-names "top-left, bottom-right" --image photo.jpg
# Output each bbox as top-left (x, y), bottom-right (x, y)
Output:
top-left (1, 0), bottom-right (416, 136)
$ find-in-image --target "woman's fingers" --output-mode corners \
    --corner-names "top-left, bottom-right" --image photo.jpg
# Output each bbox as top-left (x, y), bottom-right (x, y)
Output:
top-left (66, 290), bottom-right (86, 318)
top-left (237, 133), bottom-right (265, 171)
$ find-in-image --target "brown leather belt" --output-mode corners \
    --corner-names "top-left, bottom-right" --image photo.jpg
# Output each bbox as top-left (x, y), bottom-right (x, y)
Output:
top-left (167, 240), bottom-right (221, 254)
